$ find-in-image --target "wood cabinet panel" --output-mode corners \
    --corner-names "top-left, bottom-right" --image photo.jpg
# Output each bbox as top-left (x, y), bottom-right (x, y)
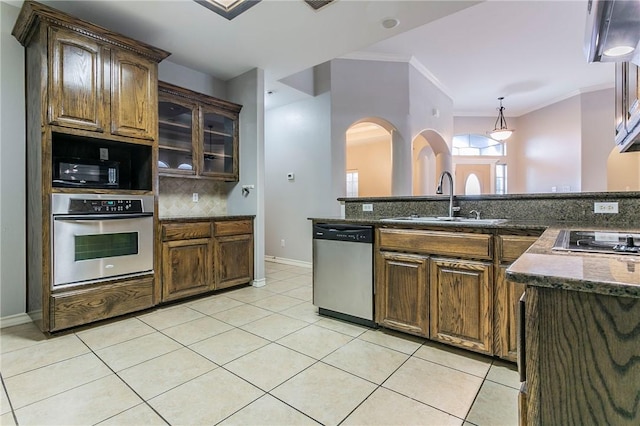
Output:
top-left (50, 275), bottom-right (154, 331)
top-left (497, 235), bottom-right (539, 263)
top-left (161, 238), bottom-right (212, 301)
top-left (495, 265), bottom-right (526, 361)
top-left (430, 257), bottom-right (493, 354)
top-left (495, 234), bottom-right (537, 361)
top-left (213, 219), bottom-right (252, 236)
top-left (376, 252), bottom-right (429, 337)
top-left (110, 49), bottom-right (156, 140)
top-left (525, 287), bottom-right (640, 425)
top-left (48, 27), bottom-right (105, 132)
top-left (162, 222), bottom-right (211, 241)
top-left (215, 233), bottom-right (253, 290)
top-left (378, 228), bottom-right (492, 260)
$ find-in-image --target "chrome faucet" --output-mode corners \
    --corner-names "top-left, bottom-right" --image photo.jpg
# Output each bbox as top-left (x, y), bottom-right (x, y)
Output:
top-left (436, 171), bottom-right (454, 218)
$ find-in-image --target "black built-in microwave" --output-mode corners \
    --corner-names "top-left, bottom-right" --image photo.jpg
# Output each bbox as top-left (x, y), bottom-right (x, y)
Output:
top-left (53, 158), bottom-right (119, 189)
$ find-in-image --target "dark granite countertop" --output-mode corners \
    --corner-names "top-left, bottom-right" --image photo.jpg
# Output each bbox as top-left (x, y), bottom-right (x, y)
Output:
top-left (310, 216), bottom-right (549, 231)
top-left (160, 215), bottom-right (255, 222)
top-left (508, 226), bottom-right (640, 298)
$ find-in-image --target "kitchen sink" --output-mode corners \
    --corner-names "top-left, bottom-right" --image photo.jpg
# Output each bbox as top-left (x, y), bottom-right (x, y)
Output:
top-left (380, 216), bottom-right (508, 225)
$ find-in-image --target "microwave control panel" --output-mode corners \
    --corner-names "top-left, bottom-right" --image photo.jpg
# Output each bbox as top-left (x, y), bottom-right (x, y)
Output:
top-left (68, 199), bottom-right (144, 214)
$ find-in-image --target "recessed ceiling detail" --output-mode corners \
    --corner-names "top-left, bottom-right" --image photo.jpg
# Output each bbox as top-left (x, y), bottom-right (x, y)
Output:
top-left (194, 0), bottom-right (261, 20)
top-left (303, 0), bottom-right (335, 11)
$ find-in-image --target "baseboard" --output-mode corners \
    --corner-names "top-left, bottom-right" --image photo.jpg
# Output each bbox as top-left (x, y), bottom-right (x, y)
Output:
top-left (264, 256), bottom-right (312, 269)
top-left (252, 278), bottom-right (266, 288)
top-left (0, 313), bottom-right (33, 329)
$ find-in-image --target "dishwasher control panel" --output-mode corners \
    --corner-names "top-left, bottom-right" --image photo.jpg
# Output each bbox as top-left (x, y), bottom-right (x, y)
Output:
top-left (313, 223), bottom-right (373, 243)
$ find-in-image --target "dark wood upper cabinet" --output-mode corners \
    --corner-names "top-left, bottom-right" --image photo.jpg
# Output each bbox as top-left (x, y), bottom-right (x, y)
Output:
top-left (158, 81), bottom-right (242, 181)
top-left (13, 0), bottom-right (170, 144)
top-left (48, 26), bottom-right (106, 132)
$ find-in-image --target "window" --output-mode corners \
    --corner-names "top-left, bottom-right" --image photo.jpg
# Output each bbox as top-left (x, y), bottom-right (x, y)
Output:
top-left (496, 164), bottom-right (507, 194)
top-left (453, 133), bottom-right (508, 194)
top-left (464, 174), bottom-right (481, 195)
top-left (452, 134), bottom-right (506, 156)
top-left (346, 170), bottom-right (359, 197)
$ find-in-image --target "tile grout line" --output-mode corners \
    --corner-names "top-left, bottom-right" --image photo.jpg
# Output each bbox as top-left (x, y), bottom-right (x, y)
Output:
top-left (1, 374), bottom-right (19, 425)
top-left (75, 331), bottom-right (174, 426)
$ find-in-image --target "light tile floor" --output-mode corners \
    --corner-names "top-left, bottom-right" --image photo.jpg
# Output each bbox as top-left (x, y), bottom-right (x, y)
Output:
top-left (0, 261), bottom-right (520, 425)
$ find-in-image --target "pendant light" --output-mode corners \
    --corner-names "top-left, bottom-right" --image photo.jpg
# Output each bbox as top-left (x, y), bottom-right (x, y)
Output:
top-left (488, 97), bottom-right (514, 141)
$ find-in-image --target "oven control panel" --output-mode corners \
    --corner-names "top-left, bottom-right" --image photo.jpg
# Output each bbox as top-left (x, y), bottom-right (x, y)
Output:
top-left (68, 199), bottom-right (144, 214)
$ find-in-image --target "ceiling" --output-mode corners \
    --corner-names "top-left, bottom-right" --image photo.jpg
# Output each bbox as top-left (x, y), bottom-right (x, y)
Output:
top-left (11, 0), bottom-right (615, 117)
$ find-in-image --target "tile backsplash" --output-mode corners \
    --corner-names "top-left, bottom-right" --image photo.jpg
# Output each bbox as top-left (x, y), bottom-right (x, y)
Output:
top-left (158, 177), bottom-right (227, 218)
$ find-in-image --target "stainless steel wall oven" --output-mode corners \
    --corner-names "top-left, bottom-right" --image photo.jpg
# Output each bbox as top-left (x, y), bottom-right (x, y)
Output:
top-left (51, 194), bottom-right (154, 288)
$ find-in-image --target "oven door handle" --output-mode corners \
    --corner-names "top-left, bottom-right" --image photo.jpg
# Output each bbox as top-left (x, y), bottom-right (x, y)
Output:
top-left (54, 213), bottom-right (153, 221)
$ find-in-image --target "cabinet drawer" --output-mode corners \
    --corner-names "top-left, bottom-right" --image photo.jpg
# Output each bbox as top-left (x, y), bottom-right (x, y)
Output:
top-left (162, 222), bottom-right (211, 241)
top-left (378, 229), bottom-right (492, 260)
top-left (498, 235), bottom-right (539, 263)
top-left (50, 276), bottom-right (154, 331)
top-left (213, 220), bottom-right (252, 236)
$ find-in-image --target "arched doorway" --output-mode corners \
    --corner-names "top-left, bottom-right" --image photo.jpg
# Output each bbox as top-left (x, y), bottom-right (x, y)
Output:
top-left (412, 130), bottom-right (451, 195)
top-left (607, 146), bottom-right (640, 190)
top-left (346, 120), bottom-right (395, 197)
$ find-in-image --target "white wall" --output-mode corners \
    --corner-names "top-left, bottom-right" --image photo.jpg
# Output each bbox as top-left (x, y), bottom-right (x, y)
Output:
top-left (226, 68), bottom-right (266, 283)
top-left (265, 92), bottom-right (332, 263)
top-left (1, 2), bottom-right (27, 321)
top-left (330, 59), bottom-right (412, 195)
top-left (580, 89), bottom-right (615, 192)
top-left (158, 60), bottom-right (227, 98)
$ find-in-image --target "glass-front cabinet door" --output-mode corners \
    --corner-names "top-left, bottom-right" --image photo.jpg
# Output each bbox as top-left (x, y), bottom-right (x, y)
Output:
top-left (158, 96), bottom-right (196, 175)
top-left (201, 107), bottom-right (238, 180)
top-left (628, 63), bottom-right (639, 131)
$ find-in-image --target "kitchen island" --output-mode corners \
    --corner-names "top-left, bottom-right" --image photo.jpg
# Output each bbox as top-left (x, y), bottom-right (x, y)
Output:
top-left (507, 227), bottom-right (640, 426)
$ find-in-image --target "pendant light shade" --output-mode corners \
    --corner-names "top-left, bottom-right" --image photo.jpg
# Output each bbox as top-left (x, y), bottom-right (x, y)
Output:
top-left (488, 97), bottom-right (514, 141)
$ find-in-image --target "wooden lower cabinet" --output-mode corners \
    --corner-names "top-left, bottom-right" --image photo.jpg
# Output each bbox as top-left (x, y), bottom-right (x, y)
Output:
top-left (429, 257), bottom-right (493, 354)
top-left (160, 217), bottom-right (254, 302)
top-left (214, 233), bottom-right (254, 290)
top-left (162, 238), bottom-right (212, 301)
top-left (375, 251), bottom-right (429, 337)
top-left (495, 235), bottom-right (539, 361)
top-left (496, 266), bottom-right (526, 361)
top-left (50, 275), bottom-right (154, 331)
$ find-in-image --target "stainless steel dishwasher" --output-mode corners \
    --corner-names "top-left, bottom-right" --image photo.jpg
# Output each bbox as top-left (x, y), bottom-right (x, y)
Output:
top-left (312, 223), bottom-right (375, 327)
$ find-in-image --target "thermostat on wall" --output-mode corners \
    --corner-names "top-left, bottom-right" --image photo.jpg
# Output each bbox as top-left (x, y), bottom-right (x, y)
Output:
top-left (287, 172), bottom-right (295, 181)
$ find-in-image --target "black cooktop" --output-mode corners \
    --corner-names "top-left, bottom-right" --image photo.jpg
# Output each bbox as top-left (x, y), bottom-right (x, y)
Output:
top-left (553, 230), bottom-right (640, 255)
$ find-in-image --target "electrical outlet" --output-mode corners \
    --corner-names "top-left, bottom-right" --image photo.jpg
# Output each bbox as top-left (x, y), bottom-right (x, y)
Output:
top-left (280, 239), bottom-right (285, 247)
top-left (362, 204), bottom-right (373, 212)
top-left (594, 202), bottom-right (618, 214)
top-left (192, 193), bottom-right (199, 203)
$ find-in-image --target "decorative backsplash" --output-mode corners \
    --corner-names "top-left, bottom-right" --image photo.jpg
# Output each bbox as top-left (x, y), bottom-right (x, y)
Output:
top-left (158, 177), bottom-right (227, 218)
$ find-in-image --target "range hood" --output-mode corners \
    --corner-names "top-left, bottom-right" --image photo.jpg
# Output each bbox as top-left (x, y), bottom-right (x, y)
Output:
top-left (584, 0), bottom-right (640, 63)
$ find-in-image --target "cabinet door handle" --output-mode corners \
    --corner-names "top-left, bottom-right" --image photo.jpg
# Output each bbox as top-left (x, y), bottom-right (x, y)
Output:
top-left (517, 291), bottom-right (527, 382)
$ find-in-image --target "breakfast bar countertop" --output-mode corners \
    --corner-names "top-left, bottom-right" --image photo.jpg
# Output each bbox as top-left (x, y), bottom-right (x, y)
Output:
top-left (507, 226), bottom-right (640, 299)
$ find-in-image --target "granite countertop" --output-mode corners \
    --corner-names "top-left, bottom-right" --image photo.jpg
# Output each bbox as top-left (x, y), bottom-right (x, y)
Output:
top-left (160, 215), bottom-right (255, 221)
top-left (309, 216), bottom-right (549, 231)
top-left (507, 226), bottom-right (640, 298)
